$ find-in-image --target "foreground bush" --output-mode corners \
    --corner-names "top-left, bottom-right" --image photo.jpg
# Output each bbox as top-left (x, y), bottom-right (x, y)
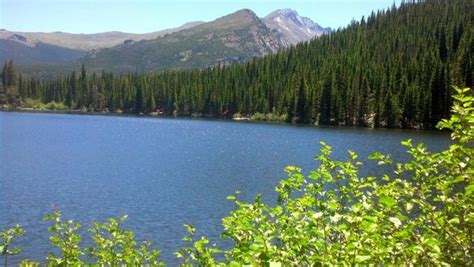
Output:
top-left (1, 87), bottom-right (472, 266)
top-left (4, 211), bottom-right (164, 266)
top-left (180, 87), bottom-right (473, 266)
top-left (1, 224), bottom-right (25, 266)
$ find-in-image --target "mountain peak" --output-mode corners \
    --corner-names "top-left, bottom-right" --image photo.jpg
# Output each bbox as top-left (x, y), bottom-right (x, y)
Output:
top-left (233, 8), bottom-right (257, 16)
top-left (266, 9), bottom-right (299, 20)
top-left (263, 9), bottom-right (331, 45)
top-left (221, 8), bottom-right (259, 23)
top-left (196, 8), bottom-right (261, 31)
top-left (272, 9), bottom-right (298, 16)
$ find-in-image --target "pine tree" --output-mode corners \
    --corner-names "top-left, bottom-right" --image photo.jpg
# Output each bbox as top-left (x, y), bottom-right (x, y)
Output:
top-left (77, 64), bottom-right (87, 109)
top-left (294, 77), bottom-right (306, 123)
top-left (6, 60), bottom-right (15, 87)
top-left (320, 76), bottom-right (332, 125)
top-left (1, 62), bottom-right (7, 90)
top-left (135, 82), bottom-right (144, 114)
top-left (146, 90), bottom-right (156, 113)
top-left (65, 72), bottom-right (77, 109)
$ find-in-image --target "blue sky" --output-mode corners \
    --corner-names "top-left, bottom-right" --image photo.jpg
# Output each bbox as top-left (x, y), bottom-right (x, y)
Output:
top-left (1, 0), bottom-right (400, 34)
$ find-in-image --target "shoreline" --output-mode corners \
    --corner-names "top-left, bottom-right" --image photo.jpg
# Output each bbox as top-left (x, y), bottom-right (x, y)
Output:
top-left (0, 108), bottom-right (448, 134)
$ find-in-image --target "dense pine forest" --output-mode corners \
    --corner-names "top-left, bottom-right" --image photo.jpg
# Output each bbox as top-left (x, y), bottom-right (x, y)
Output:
top-left (1, 0), bottom-right (473, 129)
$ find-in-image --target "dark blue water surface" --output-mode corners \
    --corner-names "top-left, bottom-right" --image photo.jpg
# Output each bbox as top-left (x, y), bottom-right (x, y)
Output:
top-left (0, 112), bottom-right (451, 265)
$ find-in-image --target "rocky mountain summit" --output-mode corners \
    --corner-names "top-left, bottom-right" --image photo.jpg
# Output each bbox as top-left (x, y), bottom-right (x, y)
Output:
top-left (263, 9), bottom-right (331, 45)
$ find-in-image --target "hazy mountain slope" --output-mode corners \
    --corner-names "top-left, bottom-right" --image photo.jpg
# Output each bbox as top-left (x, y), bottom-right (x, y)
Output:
top-left (263, 9), bottom-right (331, 45)
top-left (0, 39), bottom-right (85, 64)
top-left (80, 9), bottom-right (287, 72)
top-left (0, 22), bottom-right (204, 51)
top-left (0, 22), bottom-right (204, 65)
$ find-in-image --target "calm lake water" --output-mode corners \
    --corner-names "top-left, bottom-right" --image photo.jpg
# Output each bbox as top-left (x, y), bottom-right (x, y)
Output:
top-left (0, 112), bottom-right (451, 264)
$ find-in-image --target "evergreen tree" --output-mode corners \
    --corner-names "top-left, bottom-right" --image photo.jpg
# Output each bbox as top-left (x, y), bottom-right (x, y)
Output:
top-left (135, 82), bottom-right (144, 114)
top-left (77, 64), bottom-right (87, 109)
top-left (65, 72), bottom-right (77, 109)
top-left (6, 60), bottom-right (15, 87)
top-left (146, 90), bottom-right (156, 113)
top-left (1, 62), bottom-right (7, 89)
top-left (294, 77), bottom-right (306, 123)
top-left (320, 76), bottom-right (332, 125)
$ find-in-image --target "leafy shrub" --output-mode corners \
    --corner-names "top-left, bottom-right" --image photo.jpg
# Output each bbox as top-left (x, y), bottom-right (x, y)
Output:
top-left (44, 101), bottom-right (67, 111)
top-left (250, 112), bottom-right (287, 122)
top-left (88, 215), bottom-right (163, 266)
top-left (178, 87), bottom-right (473, 265)
top-left (250, 112), bottom-right (266, 121)
top-left (22, 98), bottom-right (66, 111)
top-left (232, 112), bottom-right (245, 119)
top-left (40, 210), bottom-right (164, 266)
top-left (19, 259), bottom-right (40, 267)
top-left (175, 224), bottom-right (221, 266)
top-left (22, 98), bottom-right (46, 110)
top-left (0, 224), bottom-right (25, 266)
top-left (43, 209), bottom-right (83, 265)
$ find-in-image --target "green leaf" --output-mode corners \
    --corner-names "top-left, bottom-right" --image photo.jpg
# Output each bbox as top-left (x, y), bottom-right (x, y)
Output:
top-left (389, 217), bottom-right (402, 228)
top-left (379, 196), bottom-right (397, 208)
top-left (183, 224), bottom-right (195, 235)
top-left (368, 152), bottom-right (383, 160)
top-left (448, 218), bottom-right (460, 225)
top-left (466, 184), bottom-right (474, 195)
top-left (401, 139), bottom-right (412, 147)
top-left (355, 255), bottom-right (371, 263)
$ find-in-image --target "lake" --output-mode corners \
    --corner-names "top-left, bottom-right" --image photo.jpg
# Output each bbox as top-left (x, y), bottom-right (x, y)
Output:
top-left (0, 112), bottom-right (451, 265)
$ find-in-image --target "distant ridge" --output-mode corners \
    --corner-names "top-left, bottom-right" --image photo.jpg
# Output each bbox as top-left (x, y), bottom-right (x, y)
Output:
top-left (1, 8), bottom-right (330, 70)
top-left (0, 22), bottom-right (205, 51)
top-left (79, 9), bottom-right (288, 72)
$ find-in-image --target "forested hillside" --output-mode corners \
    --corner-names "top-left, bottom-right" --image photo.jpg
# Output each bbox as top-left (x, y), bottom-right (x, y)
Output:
top-left (2, 0), bottom-right (473, 129)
